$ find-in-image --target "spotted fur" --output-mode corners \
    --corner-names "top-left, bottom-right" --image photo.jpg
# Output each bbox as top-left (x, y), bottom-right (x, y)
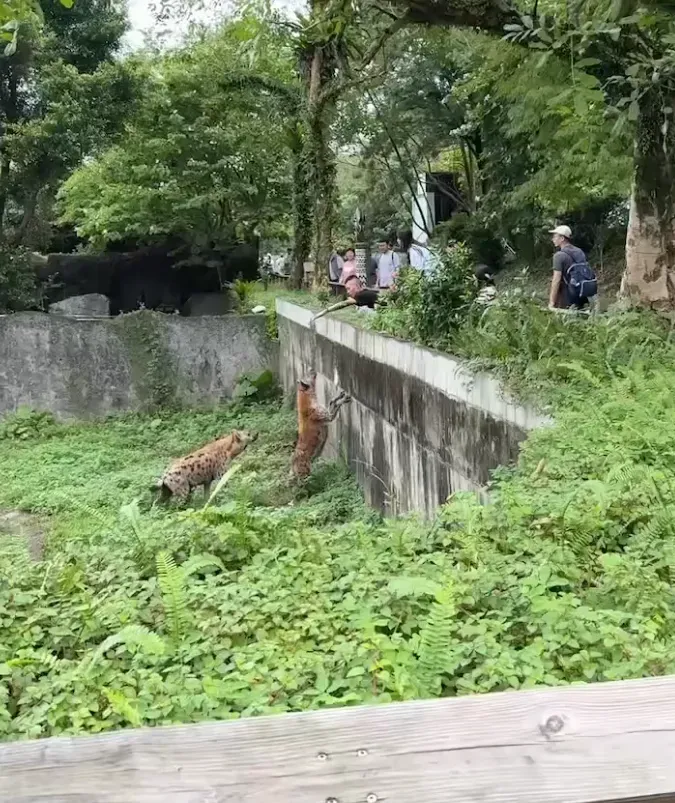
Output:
top-left (291, 371), bottom-right (351, 479)
top-left (154, 429), bottom-right (257, 502)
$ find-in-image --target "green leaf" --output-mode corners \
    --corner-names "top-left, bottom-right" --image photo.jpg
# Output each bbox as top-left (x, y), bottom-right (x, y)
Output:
top-left (628, 100), bottom-right (640, 121)
top-left (575, 58), bottom-right (601, 68)
top-left (574, 94), bottom-right (588, 117)
top-left (346, 666), bottom-right (366, 678)
top-left (388, 576), bottom-right (442, 598)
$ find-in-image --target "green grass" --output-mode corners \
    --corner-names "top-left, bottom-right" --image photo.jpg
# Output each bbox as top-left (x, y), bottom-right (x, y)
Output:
top-left (248, 280), bottom-right (319, 312)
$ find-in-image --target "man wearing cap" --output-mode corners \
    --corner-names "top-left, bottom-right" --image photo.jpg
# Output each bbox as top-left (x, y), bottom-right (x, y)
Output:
top-left (548, 225), bottom-right (597, 310)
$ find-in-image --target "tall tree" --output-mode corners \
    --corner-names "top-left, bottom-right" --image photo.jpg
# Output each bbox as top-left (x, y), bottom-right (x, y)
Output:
top-left (0, 0), bottom-right (133, 244)
top-left (270, 0), bottom-right (406, 284)
top-left (58, 22), bottom-right (294, 254)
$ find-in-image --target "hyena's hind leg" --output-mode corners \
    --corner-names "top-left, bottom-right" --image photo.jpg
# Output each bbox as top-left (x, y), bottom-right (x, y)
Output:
top-left (162, 474), bottom-right (191, 504)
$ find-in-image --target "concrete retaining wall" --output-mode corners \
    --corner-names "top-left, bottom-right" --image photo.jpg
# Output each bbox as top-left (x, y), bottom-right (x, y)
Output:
top-left (0, 311), bottom-right (275, 419)
top-left (277, 299), bottom-right (549, 516)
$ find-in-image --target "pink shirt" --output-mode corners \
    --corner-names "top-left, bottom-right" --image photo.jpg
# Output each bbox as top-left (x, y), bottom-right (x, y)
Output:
top-left (340, 260), bottom-right (357, 284)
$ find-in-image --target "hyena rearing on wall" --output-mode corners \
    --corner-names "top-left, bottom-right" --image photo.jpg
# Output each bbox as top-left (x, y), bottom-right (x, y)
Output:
top-left (291, 371), bottom-right (351, 479)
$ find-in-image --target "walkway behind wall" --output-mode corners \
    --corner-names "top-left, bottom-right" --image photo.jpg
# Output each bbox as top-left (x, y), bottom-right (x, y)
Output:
top-left (276, 299), bottom-right (549, 516)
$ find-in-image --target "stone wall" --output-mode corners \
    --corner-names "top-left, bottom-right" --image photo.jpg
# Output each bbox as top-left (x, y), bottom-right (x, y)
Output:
top-left (277, 299), bottom-right (549, 517)
top-left (0, 311), bottom-right (275, 419)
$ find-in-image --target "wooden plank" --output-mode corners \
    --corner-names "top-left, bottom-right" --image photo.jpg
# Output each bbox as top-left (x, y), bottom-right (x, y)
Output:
top-left (2, 675), bottom-right (675, 802)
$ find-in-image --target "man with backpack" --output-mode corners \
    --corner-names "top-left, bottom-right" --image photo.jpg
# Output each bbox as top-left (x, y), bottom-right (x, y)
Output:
top-left (548, 225), bottom-right (598, 311)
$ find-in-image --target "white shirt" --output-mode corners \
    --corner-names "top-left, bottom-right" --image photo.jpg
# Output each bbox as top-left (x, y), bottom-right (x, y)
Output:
top-left (376, 250), bottom-right (400, 287)
top-left (409, 244), bottom-right (431, 272)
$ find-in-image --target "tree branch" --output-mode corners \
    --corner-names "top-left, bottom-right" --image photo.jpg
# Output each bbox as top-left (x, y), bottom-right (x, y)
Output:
top-left (320, 15), bottom-right (407, 104)
top-left (395, 0), bottom-right (517, 31)
top-left (218, 74), bottom-right (302, 113)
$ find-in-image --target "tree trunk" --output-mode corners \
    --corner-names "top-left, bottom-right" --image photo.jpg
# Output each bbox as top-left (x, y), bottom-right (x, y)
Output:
top-left (310, 108), bottom-right (336, 289)
top-left (12, 189), bottom-right (39, 247)
top-left (0, 152), bottom-right (11, 239)
top-left (618, 95), bottom-right (675, 309)
top-left (305, 46), bottom-right (336, 289)
top-left (290, 145), bottom-right (311, 289)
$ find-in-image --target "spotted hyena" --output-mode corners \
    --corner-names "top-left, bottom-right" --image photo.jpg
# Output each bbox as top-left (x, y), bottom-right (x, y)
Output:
top-left (153, 429), bottom-right (257, 502)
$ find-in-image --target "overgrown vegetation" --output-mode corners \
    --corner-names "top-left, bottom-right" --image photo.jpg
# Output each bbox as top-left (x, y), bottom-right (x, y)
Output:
top-left (5, 298), bottom-right (675, 740)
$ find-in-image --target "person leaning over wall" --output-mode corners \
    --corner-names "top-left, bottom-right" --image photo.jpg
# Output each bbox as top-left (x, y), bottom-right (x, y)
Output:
top-left (309, 274), bottom-right (387, 330)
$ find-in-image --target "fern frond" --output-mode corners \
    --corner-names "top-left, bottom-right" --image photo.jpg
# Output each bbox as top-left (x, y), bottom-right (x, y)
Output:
top-left (81, 624), bottom-right (165, 675)
top-left (180, 553), bottom-right (224, 579)
top-left (563, 525), bottom-right (594, 563)
top-left (203, 464), bottom-right (242, 510)
top-left (6, 650), bottom-right (58, 671)
top-left (605, 462), bottom-right (651, 489)
top-left (416, 583), bottom-right (456, 697)
top-left (556, 361), bottom-right (602, 388)
top-left (54, 492), bottom-right (111, 528)
top-left (120, 499), bottom-right (145, 544)
top-left (643, 508), bottom-right (675, 543)
top-left (102, 687), bottom-right (142, 727)
top-left (156, 551), bottom-right (190, 642)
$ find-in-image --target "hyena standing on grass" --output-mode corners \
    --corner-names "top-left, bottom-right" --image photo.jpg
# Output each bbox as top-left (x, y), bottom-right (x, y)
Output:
top-left (153, 429), bottom-right (257, 502)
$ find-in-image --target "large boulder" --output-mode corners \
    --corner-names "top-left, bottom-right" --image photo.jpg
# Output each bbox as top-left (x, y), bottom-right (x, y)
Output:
top-left (49, 293), bottom-right (110, 317)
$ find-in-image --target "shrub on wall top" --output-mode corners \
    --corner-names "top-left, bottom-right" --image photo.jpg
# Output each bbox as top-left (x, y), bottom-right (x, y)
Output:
top-left (373, 243), bottom-right (477, 351)
top-left (0, 246), bottom-right (39, 313)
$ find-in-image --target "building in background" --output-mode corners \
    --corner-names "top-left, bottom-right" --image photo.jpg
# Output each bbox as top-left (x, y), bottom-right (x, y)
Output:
top-left (412, 171), bottom-right (462, 244)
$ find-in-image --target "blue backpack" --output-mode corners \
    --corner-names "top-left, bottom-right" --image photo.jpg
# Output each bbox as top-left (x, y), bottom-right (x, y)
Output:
top-left (565, 259), bottom-right (598, 301)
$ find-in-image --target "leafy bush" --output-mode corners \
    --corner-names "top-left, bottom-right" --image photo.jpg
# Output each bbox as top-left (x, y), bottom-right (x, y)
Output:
top-left (373, 243), bottom-right (477, 350)
top-left (232, 370), bottom-right (279, 404)
top-left (234, 280), bottom-right (256, 312)
top-left (0, 246), bottom-right (39, 312)
top-left (265, 307), bottom-right (278, 340)
top-left (0, 408), bottom-right (59, 441)
top-left (453, 290), bottom-right (675, 405)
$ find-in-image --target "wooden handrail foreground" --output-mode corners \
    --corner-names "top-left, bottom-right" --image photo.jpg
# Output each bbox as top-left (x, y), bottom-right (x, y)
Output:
top-left (2, 675), bottom-right (675, 802)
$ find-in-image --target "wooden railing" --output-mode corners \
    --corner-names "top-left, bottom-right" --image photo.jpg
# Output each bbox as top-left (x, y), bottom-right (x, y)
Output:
top-left (2, 675), bottom-right (675, 802)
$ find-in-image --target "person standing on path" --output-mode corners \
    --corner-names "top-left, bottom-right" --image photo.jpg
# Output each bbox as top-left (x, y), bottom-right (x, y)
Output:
top-left (339, 248), bottom-right (358, 284)
top-left (375, 239), bottom-right (400, 289)
top-left (548, 225), bottom-right (598, 310)
top-left (329, 249), bottom-right (344, 283)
